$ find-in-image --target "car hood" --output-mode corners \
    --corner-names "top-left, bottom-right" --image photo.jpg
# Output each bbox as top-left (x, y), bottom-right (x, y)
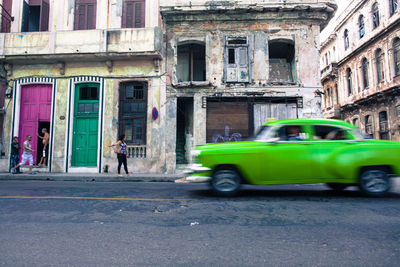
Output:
top-left (196, 141), bottom-right (263, 151)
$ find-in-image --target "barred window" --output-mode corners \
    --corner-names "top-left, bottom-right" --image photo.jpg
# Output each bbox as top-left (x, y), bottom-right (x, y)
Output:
top-left (119, 82), bottom-right (147, 144)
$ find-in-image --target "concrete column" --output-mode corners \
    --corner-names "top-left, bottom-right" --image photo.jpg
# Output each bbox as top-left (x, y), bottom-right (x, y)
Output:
top-left (193, 93), bottom-right (206, 146)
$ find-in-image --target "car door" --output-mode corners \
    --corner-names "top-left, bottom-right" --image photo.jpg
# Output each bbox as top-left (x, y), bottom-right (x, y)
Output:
top-left (258, 124), bottom-right (314, 184)
top-left (308, 125), bottom-right (356, 180)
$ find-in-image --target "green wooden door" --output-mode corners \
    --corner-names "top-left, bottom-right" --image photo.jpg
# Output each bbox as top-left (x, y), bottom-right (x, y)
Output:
top-left (71, 83), bottom-right (100, 167)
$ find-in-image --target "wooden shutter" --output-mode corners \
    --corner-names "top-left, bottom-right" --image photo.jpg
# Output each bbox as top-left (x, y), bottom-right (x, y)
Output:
top-left (122, 0), bottom-right (145, 28)
top-left (74, 0), bottom-right (97, 30)
top-left (238, 47), bottom-right (249, 82)
top-left (39, 0), bottom-right (49, 31)
top-left (226, 47), bottom-right (238, 82)
top-left (21, 1), bottom-right (29, 32)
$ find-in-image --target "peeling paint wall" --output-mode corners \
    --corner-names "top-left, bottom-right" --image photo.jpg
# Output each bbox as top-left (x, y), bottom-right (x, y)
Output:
top-left (320, 0), bottom-right (400, 140)
top-left (161, 0), bottom-right (336, 166)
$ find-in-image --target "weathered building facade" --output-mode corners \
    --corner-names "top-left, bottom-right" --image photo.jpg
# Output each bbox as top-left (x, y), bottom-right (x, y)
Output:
top-left (321, 0), bottom-right (400, 141)
top-left (160, 0), bottom-right (336, 167)
top-left (0, 0), bottom-right (168, 173)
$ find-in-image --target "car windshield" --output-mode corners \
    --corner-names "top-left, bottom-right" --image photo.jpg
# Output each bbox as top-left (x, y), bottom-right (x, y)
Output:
top-left (255, 125), bottom-right (274, 141)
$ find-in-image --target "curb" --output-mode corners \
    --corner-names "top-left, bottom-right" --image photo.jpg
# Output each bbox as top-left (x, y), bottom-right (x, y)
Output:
top-left (0, 173), bottom-right (186, 183)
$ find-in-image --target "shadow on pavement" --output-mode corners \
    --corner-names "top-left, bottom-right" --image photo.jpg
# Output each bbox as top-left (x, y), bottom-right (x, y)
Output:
top-left (188, 185), bottom-right (400, 200)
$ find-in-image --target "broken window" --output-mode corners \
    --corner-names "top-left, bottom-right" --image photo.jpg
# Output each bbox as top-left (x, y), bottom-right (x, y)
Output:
top-left (21, 0), bottom-right (50, 32)
top-left (378, 111), bottom-right (389, 140)
top-left (376, 49), bottom-right (385, 83)
top-left (224, 37), bottom-right (249, 83)
top-left (372, 3), bottom-right (380, 29)
top-left (365, 115), bottom-right (374, 138)
top-left (346, 68), bottom-right (353, 95)
top-left (359, 15), bottom-right (365, 38)
top-left (324, 87), bottom-right (332, 108)
top-left (119, 82), bottom-right (147, 145)
top-left (352, 118), bottom-right (360, 128)
top-left (344, 29), bottom-right (349, 50)
top-left (177, 43), bottom-right (206, 82)
top-left (268, 40), bottom-right (295, 83)
top-left (74, 0), bottom-right (96, 30)
top-left (390, 0), bottom-right (398, 16)
top-left (362, 57), bottom-right (369, 89)
top-left (393, 38), bottom-right (400, 75)
top-left (122, 0), bottom-right (145, 28)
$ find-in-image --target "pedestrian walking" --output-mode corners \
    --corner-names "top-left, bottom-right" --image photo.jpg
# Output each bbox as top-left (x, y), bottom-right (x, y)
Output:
top-left (10, 136), bottom-right (21, 174)
top-left (109, 134), bottom-right (130, 177)
top-left (37, 128), bottom-right (49, 167)
top-left (12, 135), bottom-right (35, 174)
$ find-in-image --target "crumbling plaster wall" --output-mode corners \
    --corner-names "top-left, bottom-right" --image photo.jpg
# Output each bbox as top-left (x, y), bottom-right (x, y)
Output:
top-left (2, 59), bottom-right (166, 173)
top-left (341, 95), bottom-right (400, 141)
top-left (337, 29), bottom-right (400, 108)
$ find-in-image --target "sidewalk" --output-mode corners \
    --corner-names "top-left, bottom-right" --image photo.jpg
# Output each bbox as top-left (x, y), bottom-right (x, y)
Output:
top-left (0, 171), bottom-right (187, 183)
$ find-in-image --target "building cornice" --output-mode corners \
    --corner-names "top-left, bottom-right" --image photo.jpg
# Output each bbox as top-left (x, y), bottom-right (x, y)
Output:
top-left (337, 17), bottom-right (400, 67)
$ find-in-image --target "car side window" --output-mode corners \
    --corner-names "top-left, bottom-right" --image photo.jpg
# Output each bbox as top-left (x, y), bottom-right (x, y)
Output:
top-left (274, 125), bottom-right (307, 141)
top-left (313, 126), bottom-right (350, 141)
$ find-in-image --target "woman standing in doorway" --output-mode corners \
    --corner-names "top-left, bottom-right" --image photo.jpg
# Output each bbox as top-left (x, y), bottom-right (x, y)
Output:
top-left (109, 134), bottom-right (130, 177)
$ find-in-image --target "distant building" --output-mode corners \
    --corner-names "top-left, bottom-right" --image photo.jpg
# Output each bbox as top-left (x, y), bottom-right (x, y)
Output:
top-left (161, 0), bottom-right (336, 167)
top-left (321, 0), bottom-right (400, 141)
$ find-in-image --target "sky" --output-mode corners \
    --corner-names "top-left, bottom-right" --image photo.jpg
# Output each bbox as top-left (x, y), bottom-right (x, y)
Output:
top-left (321, 0), bottom-right (351, 41)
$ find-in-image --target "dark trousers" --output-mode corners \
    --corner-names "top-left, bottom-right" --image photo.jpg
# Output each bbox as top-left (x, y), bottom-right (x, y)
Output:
top-left (10, 154), bottom-right (20, 173)
top-left (117, 153), bottom-right (128, 174)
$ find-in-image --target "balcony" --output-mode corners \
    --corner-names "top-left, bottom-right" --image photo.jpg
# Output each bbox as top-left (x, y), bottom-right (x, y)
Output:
top-left (321, 62), bottom-right (338, 81)
top-left (323, 106), bottom-right (341, 119)
top-left (0, 27), bottom-right (162, 63)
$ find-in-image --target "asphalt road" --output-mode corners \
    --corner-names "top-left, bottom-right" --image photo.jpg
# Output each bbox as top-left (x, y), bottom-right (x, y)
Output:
top-left (0, 180), bottom-right (400, 266)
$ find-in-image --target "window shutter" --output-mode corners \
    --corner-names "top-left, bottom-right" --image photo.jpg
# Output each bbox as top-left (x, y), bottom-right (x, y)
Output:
top-left (40, 0), bottom-right (49, 31)
top-left (226, 47), bottom-right (238, 82)
top-left (87, 3), bottom-right (96, 29)
top-left (122, 1), bottom-right (145, 28)
top-left (21, 1), bottom-right (29, 32)
top-left (238, 47), bottom-right (249, 82)
top-left (74, 0), bottom-right (96, 30)
top-left (135, 1), bottom-right (145, 28)
top-left (126, 2), bottom-right (134, 28)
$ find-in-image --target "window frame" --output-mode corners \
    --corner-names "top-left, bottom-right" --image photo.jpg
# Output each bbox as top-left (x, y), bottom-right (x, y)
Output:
top-left (372, 3), bottom-right (380, 29)
top-left (362, 57), bottom-right (369, 89)
top-left (390, 0), bottom-right (398, 16)
top-left (21, 0), bottom-right (50, 32)
top-left (118, 81), bottom-right (148, 145)
top-left (393, 38), bottom-right (400, 76)
top-left (344, 29), bottom-right (349, 50)
top-left (376, 49), bottom-right (385, 83)
top-left (176, 43), bottom-right (206, 82)
top-left (224, 36), bottom-right (250, 83)
top-left (74, 0), bottom-right (97, 30)
top-left (121, 0), bottom-right (145, 28)
top-left (346, 68), bottom-right (353, 95)
top-left (359, 15), bottom-right (365, 39)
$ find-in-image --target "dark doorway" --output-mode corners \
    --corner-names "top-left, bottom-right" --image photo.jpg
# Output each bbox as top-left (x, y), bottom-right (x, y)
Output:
top-left (176, 98), bottom-right (193, 165)
top-left (37, 121), bottom-right (50, 166)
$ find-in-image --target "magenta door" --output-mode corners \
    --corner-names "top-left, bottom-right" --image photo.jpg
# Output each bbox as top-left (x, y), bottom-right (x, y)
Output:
top-left (18, 84), bottom-right (52, 163)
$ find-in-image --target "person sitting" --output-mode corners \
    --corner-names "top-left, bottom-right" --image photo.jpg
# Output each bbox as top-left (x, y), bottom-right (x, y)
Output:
top-left (287, 126), bottom-right (304, 141)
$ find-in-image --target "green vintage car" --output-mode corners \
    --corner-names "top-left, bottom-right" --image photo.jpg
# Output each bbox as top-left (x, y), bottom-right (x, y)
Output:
top-left (187, 118), bottom-right (400, 196)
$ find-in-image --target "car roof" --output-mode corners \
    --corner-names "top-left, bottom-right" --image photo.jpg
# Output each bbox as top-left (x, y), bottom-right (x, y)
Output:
top-left (264, 118), bottom-right (355, 129)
